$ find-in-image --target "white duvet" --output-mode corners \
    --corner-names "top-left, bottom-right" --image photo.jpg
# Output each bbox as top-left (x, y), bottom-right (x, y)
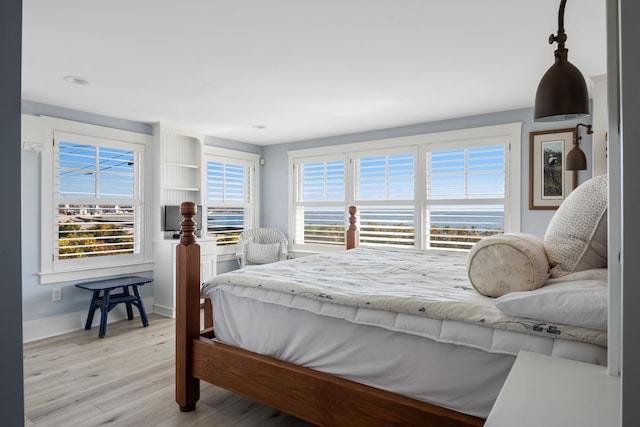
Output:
top-left (203, 247), bottom-right (607, 348)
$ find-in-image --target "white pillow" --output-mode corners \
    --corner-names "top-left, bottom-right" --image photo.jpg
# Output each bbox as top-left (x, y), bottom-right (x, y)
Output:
top-left (494, 278), bottom-right (608, 331)
top-left (544, 174), bottom-right (608, 278)
top-left (245, 242), bottom-right (281, 265)
top-left (467, 233), bottom-right (550, 297)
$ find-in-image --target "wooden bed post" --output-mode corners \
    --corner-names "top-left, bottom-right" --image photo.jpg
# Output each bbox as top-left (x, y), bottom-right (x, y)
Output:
top-left (175, 202), bottom-right (201, 412)
top-left (346, 205), bottom-right (359, 250)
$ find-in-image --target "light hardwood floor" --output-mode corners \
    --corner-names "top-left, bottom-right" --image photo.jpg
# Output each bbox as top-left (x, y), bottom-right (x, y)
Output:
top-left (23, 313), bottom-right (316, 427)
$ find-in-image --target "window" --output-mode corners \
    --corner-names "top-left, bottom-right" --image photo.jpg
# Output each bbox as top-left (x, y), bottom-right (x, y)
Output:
top-left (426, 144), bottom-right (505, 250)
top-left (41, 127), bottom-right (150, 283)
top-left (292, 156), bottom-right (346, 248)
top-left (289, 123), bottom-right (521, 253)
top-left (203, 148), bottom-right (259, 252)
top-left (354, 150), bottom-right (415, 247)
top-left (39, 118), bottom-right (152, 284)
top-left (56, 140), bottom-right (140, 260)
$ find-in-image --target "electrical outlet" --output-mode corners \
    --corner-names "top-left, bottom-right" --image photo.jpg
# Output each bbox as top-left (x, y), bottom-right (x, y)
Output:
top-left (52, 288), bottom-right (62, 301)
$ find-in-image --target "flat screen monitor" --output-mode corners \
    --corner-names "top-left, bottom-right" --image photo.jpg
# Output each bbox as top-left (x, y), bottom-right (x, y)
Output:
top-left (164, 205), bottom-right (203, 235)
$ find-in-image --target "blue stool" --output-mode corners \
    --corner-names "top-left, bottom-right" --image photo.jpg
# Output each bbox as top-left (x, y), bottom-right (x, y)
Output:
top-left (75, 276), bottom-right (152, 338)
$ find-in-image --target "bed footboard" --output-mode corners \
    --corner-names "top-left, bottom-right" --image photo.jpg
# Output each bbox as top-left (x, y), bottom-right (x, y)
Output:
top-left (191, 336), bottom-right (483, 426)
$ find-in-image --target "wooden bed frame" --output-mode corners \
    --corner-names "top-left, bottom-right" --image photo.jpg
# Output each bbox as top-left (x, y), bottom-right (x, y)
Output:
top-left (175, 202), bottom-right (484, 426)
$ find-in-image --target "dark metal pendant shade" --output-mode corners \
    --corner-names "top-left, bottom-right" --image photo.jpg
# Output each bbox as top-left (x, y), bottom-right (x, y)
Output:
top-left (566, 143), bottom-right (587, 170)
top-left (565, 123), bottom-right (592, 171)
top-left (534, 0), bottom-right (590, 122)
top-left (534, 53), bottom-right (590, 121)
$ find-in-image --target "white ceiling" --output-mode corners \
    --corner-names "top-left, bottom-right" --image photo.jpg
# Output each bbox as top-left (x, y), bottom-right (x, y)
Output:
top-left (21, 0), bottom-right (607, 145)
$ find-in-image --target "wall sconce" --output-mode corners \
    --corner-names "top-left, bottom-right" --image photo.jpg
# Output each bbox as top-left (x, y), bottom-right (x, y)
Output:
top-left (566, 123), bottom-right (592, 171)
top-left (534, 0), bottom-right (590, 121)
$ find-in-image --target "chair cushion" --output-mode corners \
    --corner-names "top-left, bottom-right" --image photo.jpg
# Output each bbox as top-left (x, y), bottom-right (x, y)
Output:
top-left (245, 242), bottom-right (281, 265)
top-left (467, 233), bottom-right (550, 297)
top-left (544, 175), bottom-right (608, 277)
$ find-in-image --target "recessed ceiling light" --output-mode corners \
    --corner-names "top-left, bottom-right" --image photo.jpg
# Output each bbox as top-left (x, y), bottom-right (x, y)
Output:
top-left (63, 75), bottom-right (89, 85)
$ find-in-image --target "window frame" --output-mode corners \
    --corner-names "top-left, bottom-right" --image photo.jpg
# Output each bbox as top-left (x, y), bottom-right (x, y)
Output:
top-left (55, 133), bottom-right (142, 261)
top-left (288, 123), bottom-right (522, 254)
top-left (39, 117), bottom-right (153, 284)
top-left (351, 146), bottom-right (418, 248)
top-left (291, 153), bottom-right (348, 252)
top-left (202, 146), bottom-right (261, 257)
top-left (421, 136), bottom-right (509, 251)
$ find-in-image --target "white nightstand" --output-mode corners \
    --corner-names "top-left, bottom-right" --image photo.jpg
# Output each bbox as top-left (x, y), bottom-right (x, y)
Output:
top-left (485, 351), bottom-right (620, 427)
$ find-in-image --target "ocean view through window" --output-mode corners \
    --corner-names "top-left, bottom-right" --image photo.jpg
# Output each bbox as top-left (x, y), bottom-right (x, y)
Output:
top-left (289, 123), bottom-right (520, 252)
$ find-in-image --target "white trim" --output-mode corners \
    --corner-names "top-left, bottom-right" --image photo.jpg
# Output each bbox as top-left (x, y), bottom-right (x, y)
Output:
top-left (23, 296), bottom-right (154, 342)
top-left (39, 261), bottom-right (155, 285)
top-left (152, 303), bottom-right (175, 318)
top-left (34, 115), bottom-right (153, 284)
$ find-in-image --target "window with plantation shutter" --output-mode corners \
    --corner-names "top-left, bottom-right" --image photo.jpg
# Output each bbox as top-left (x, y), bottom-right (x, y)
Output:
top-left (288, 123), bottom-right (520, 253)
top-left (425, 144), bottom-right (505, 250)
top-left (205, 159), bottom-right (254, 246)
top-left (293, 157), bottom-right (346, 248)
top-left (54, 133), bottom-right (143, 265)
top-left (354, 151), bottom-right (416, 247)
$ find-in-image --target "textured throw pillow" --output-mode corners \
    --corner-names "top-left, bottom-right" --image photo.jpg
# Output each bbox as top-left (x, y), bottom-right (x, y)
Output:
top-left (495, 277), bottom-right (608, 331)
top-left (245, 242), bottom-right (281, 265)
top-left (544, 174), bottom-right (608, 278)
top-left (467, 233), bottom-right (550, 297)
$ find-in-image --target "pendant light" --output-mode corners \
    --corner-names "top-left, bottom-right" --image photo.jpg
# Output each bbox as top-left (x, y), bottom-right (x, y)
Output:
top-left (534, 0), bottom-right (589, 121)
top-left (566, 123), bottom-right (592, 171)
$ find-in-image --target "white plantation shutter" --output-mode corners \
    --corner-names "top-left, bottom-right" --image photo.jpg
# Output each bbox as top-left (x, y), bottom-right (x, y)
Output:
top-left (354, 151), bottom-right (415, 247)
top-left (293, 157), bottom-right (346, 246)
top-left (206, 159), bottom-right (253, 245)
top-left (426, 144), bottom-right (505, 250)
top-left (288, 123), bottom-right (518, 253)
top-left (55, 135), bottom-right (142, 262)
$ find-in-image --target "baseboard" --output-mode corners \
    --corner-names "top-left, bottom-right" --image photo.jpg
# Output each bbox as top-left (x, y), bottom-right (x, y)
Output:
top-left (152, 303), bottom-right (175, 318)
top-left (23, 296), bottom-right (154, 343)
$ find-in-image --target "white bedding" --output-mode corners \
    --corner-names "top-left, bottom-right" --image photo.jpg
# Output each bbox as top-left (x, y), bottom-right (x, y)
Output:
top-left (203, 247), bottom-right (608, 418)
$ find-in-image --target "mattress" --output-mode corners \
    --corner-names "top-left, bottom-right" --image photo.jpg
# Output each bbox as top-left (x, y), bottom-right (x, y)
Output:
top-left (203, 247), bottom-right (608, 418)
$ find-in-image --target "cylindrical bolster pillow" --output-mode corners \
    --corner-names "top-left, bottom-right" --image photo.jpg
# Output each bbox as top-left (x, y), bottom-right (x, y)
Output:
top-left (467, 233), bottom-right (550, 297)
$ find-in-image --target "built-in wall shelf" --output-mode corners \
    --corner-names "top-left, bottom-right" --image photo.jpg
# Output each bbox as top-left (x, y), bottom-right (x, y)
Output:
top-left (153, 123), bottom-right (206, 231)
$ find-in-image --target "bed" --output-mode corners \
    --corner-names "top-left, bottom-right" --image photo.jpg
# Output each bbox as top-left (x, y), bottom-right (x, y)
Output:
top-left (175, 176), bottom-right (609, 426)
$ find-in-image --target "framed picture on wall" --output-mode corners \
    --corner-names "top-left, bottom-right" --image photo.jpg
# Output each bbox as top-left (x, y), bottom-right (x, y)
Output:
top-left (529, 128), bottom-right (576, 210)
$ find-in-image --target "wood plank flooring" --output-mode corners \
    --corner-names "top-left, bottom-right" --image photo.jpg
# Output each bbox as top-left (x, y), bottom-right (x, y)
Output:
top-left (23, 313), bottom-right (316, 427)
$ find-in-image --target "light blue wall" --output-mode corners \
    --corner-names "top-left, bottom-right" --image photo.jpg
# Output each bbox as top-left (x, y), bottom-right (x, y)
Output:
top-left (261, 107), bottom-right (593, 239)
top-left (20, 102), bottom-right (155, 323)
top-left (204, 135), bottom-right (262, 155)
top-left (22, 101), bottom-right (153, 135)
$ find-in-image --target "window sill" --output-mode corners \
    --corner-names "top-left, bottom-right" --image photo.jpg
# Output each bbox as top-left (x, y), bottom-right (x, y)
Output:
top-left (38, 261), bottom-right (155, 285)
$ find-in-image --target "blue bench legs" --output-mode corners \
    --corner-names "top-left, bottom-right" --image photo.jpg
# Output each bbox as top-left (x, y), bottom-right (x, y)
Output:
top-left (84, 285), bottom-right (149, 338)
